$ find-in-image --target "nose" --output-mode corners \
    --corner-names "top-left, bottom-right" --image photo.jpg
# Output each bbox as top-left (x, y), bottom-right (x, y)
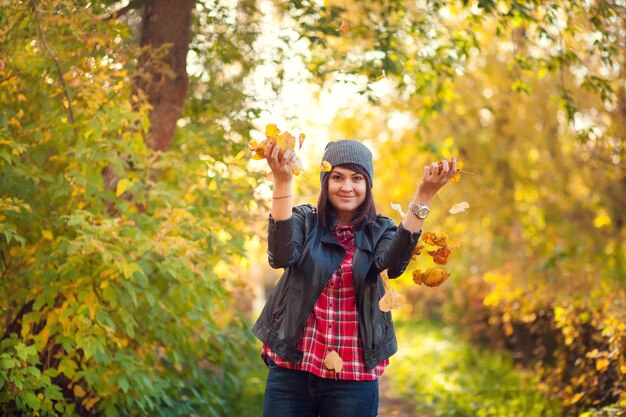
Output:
top-left (340, 180), bottom-right (354, 192)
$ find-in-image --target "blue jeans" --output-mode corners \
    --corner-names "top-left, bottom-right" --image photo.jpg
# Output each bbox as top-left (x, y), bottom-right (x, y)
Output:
top-left (263, 358), bottom-right (379, 417)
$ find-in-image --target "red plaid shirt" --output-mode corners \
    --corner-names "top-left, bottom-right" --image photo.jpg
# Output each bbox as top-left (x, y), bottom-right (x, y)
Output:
top-left (262, 224), bottom-right (388, 381)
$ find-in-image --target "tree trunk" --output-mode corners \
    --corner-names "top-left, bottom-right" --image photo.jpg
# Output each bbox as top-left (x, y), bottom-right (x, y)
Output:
top-left (136, 0), bottom-right (195, 151)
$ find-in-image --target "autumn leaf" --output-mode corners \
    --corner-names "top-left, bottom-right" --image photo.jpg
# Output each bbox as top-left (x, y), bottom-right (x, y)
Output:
top-left (449, 201), bottom-right (469, 214)
top-left (265, 123), bottom-right (280, 138)
top-left (390, 202), bottom-right (405, 218)
top-left (380, 270), bottom-right (390, 290)
top-left (379, 288), bottom-right (405, 312)
top-left (320, 160), bottom-right (332, 172)
top-left (421, 232), bottom-right (460, 249)
top-left (412, 268), bottom-right (451, 287)
top-left (298, 133), bottom-right (306, 149)
top-left (337, 19), bottom-right (350, 35)
top-left (246, 124), bottom-right (306, 175)
top-left (435, 159), bottom-right (464, 182)
top-left (73, 385), bottom-right (87, 398)
top-left (428, 246), bottom-right (452, 265)
top-left (116, 178), bottom-right (132, 197)
top-left (421, 232), bottom-right (448, 247)
top-left (324, 350), bottom-right (343, 372)
top-left (596, 357), bottom-right (610, 372)
top-left (411, 244), bottom-right (424, 261)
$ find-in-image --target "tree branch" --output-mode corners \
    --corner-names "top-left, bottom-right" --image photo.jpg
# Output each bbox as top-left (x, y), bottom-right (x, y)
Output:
top-left (32, 1), bottom-right (76, 127)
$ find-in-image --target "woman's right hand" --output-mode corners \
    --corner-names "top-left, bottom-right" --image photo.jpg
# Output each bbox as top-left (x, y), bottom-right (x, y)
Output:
top-left (265, 140), bottom-right (296, 184)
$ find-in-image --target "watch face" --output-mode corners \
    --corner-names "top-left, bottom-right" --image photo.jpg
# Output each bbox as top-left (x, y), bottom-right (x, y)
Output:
top-left (417, 208), bottom-right (429, 218)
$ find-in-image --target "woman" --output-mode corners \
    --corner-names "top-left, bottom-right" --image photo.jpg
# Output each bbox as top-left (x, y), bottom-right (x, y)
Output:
top-left (252, 139), bottom-right (457, 417)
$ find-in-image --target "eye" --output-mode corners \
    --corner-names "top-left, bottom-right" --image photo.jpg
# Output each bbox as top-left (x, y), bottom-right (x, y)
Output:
top-left (353, 175), bottom-right (364, 181)
top-left (331, 174), bottom-right (342, 180)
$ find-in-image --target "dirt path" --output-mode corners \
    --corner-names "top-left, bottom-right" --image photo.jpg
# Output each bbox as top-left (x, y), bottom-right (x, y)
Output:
top-left (378, 373), bottom-right (418, 417)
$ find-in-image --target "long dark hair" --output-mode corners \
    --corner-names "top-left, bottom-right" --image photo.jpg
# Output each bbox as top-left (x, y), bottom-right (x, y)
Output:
top-left (316, 163), bottom-right (377, 230)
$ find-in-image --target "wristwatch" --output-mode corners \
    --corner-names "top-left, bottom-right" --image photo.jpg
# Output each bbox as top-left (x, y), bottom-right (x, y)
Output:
top-left (408, 202), bottom-right (430, 219)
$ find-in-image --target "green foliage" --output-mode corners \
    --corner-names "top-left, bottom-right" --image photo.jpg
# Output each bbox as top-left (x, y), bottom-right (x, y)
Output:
top-left (389, 320), bottom-right (562, 417)
top-left (0, 1), bottom-right (264, 415)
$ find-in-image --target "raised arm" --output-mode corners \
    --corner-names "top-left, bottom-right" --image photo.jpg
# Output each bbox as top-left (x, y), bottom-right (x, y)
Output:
top-left (402, 157), bottom-right (458, 233)
top-left (265, 139), bottom-right (299, 220)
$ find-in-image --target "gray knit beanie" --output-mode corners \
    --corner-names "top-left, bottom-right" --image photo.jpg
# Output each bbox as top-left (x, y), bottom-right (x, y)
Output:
top-left (320, 139), bottom-right (374, 187)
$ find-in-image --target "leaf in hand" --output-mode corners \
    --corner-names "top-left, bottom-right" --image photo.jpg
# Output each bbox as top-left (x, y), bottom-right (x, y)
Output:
top-left (246, 124), bottom-right (306, 175)
top-left (436, 159), bottom-right (463, 182)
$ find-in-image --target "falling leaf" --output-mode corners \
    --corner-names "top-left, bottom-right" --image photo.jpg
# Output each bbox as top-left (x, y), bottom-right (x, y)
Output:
top-left (324, 350), bottom-right (343, 372)
top-left (411, 244), bottom-right (425, 261)
top-left (390, 202), bottom-right (405, 218)
top-left (298, 133), bottom-right (306, 149)
top-left (449, 201), bottom-right (469, 214)
top-left (379, 288), bottom-right (405, 312)
top-left (320, 160), bottom-right (332, 172)
top-left (380, 270), bottom-right (390, 290)
top-left (421, 232), bottom-right (448, 247)
top-left (337, 19), bottom-right (350, 35)
top-left (412, 268), bottom-right (451, 287)
top-left (265, 124), bottom-right (280, 138)
top-left (428, 246), bottom-right (452, 265)
top-left (42, 230), bottom-right (53, 240)
top-left (116, 178), bottom-right (132, 197)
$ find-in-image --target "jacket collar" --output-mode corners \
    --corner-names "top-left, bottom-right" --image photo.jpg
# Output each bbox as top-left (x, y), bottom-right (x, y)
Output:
top-left (320, 224), bottom-right (373, 253)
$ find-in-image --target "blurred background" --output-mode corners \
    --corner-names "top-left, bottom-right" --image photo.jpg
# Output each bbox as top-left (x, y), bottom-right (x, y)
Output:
top-left (0, 0), bottom-right (624, 416)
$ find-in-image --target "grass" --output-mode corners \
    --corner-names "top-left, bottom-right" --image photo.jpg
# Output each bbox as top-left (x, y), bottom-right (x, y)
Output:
top-left (228, 338), bottom-right (267, 417)
top-left (387, 319), bottom-right (562, 417)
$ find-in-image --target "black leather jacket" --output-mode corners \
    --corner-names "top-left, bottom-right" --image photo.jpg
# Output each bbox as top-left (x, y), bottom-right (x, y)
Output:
top-left (252, 204), bottom-right (421, 371)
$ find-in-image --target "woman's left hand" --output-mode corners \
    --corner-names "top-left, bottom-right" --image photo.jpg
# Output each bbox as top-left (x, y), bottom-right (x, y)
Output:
top-left (415, 156), bottom-right (458, 202)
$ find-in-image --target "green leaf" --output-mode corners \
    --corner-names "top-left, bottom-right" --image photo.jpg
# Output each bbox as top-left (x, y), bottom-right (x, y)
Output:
top-left (21, 391), bottom-right (41, 410)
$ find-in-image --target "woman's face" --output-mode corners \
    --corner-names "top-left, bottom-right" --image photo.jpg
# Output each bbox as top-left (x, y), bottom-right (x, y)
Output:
top-left (327, 166), bottom-right (367, 225)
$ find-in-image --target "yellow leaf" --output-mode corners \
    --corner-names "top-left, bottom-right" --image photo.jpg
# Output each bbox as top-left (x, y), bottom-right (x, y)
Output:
top-left (42, 230), bottom-right (53, 240)
top-left (380, 270), bottom-right (390, 290)
top-left (83, 397), bottom-right (100, 411)
top-left (620, 365), bottom-right (626, 375)
top-left (569, 392), bottom-right (584, 405)
top-left (115, 178), bottom-right (131, 197)
top-left (265, 124), bottom-right (280, 138)
top-left (448, 201), bottom-right (469, 214)
top-left (73, 385), bottom-right (86, 398)
top-left (320, 160), bottom-right (332, 172)
top-left (298, 133), bottom-right (306, 149)
top-left (379, 288), bottom-right (405, 312)
top-left (337, 18), bottom-right (350, 35)
top-left (390, 202), bottom-right (405, 218)
top-left (235, 149), bottom-right (246, 160)
top-left (324, 350), bottom-right (343, 372)
top-left (596, 358), bottom-right (610, 372)
top-left (413, 268), bottom-right (451, 287)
